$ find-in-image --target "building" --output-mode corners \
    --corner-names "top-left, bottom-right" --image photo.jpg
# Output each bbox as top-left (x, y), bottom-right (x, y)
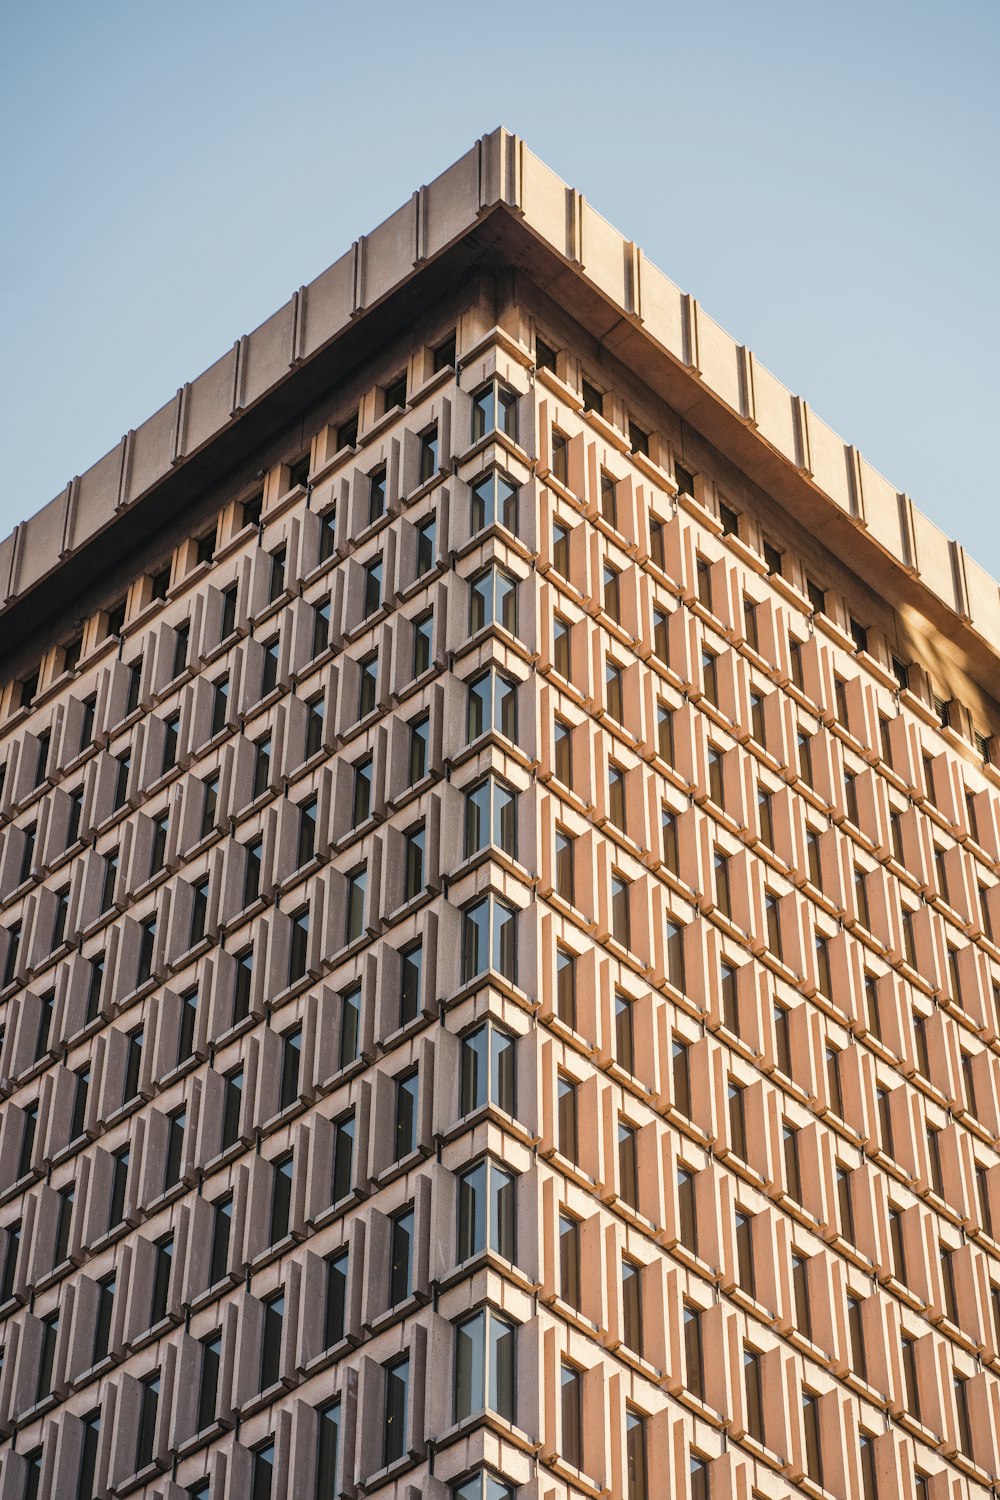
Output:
top-left (0, 127), bottom-right (999, 1500)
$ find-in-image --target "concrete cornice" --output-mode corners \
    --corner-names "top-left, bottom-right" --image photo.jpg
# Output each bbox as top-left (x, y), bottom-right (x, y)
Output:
top-left (2, 127), bottom-right (997, 682)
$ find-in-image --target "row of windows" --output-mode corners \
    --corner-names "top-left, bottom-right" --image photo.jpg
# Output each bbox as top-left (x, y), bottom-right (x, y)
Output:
top-left (536, 329), bottom-right (994, 763)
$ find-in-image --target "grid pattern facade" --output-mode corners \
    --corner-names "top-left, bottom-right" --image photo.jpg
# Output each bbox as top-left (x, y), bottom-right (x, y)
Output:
top-left (1, 263), bottom-right (1000, 1500)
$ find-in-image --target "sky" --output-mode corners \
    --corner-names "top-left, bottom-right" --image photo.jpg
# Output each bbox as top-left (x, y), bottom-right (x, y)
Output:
top-left (2, 0), bottom-right (998, 583)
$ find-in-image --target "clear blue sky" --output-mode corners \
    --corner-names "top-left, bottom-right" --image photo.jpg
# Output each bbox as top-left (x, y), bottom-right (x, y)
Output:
top-left (2, 0), bottom-right (998, 582)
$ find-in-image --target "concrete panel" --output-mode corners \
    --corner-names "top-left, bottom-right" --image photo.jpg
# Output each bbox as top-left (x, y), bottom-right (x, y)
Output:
top-left (242, 300), bottom-right (295, 411)
top-left (696, 311), bottom-right (741, 416)
top-left (963, 554), bottom-right (1000, 643)
top-left (751, 360), bottom-right (796, 461)
top-left (0, 532), bottom-right (15, 607)
top-left (581, 202), bottom-right (627, 307)
top-left (423, 144), bottom-right (483, 260)
top-left (127, 399), bottom-right (176, 504)
top-left (362, 197), bottom-right (418, 310)
top-left (184, 348), bottom-right (237, 456)
top-left (521, 150), bottom-right (572, 260)
top-left (859, 459), bottom-right (902, 558)
top-left (14, 492), bottom-right (67, 593)
top-left (911, 508), bottom-right (957, 607)
top-left (636, 254), bottom-right (685, 364)
top-left (301, 250), bottom-right (354, 361)
top-left (806, 412), bottom-right (852, 514)
top-left (69, 443), bottom-right (122, 546)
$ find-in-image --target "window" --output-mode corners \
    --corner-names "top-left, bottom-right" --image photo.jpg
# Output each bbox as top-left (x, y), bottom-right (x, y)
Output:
top-left (672, 1035), bottom-right (691, 1116)
top-left (559, 1213), bottom-right (580, 1306)
top-left (454, 1309), bottom-right (516, 1423)
top-left (399, 942), bottom-right (422, 1026)
top-left (339, 983), bottom-right (361, 1070)
top-left (383, 372), bottom-right (406, 412)
top-left (190, 876), bottom-right (209, 947)
top-left (555, 948), bottom-right (576, 1029)
top-left (324, 1248), bottom-right (349, 1349)
top-left (714, 849), bottom-right (731, 919)
top-left (750, 691), bottom-right (766, 745)
top-left (268, 545), bottom-right (287, 602)
top-left (471, 468), bottom-right (518, 532)
top-left (465, 776), bottom-right (516, 859)
top-left (603, 565), bottom-right (621, 623)
top-left (600, 469), bottom-right (616, 524)
top-left (434, 331), bottom-right (456, 370)
top-left (815, 934), bottom-right (832, 997)
top-left (618, 1121), bottom-right (639, 1210)
top-left (743, 1346), bottom-right (764, 1442)
top-left (210, 675), bottom-right (229, 737)
top-left (209, 1195), bottom-right (233, 1286)
top-left (332, 1113), bottom-right (355, 1203)
top-left (657, 702), bottom-right (674, 762)
top-left (765, 891), bottom-right (782, 959)
top-left (472, 381), bottom-right (517, 441)
top-left (358, 651), bottom-right (378, 718)
top-left (135, 1372), bottom-right (160, 1472)
top-left (197, 1332), bottom-right (221, 1435)
top-left (312, 599), bottom-right (330, 658)
top-left (409, 714), bottom-right (430, 784)
top-left (653, 608), bottom-right (669, 662)
top-left (317, 505), bottom-right (337, 564)
top-left (383, 1355), bottom-right (409, 1465)
top-left (403, 824), bottom-right (425, 901)
top-left (233, 949), bottom-right (254, 1024)
top-left (243, 490), bottom-right (264, 530)
top-left (419, 425), bottom-right (438, 483)
top-left (453, 1472), bottom-right (515, 1500)
top-left (792, 1252), bottom-right (812, 1340)
top-left (553, 717), bottom-right (572, 784)
top-left (260, 1291), bottom-right (284, 1390)
top-left (605, 658), bottom-right (624, 722)
top-left (684, 1301), bottom-right (705, 1400)
top-left (316, 1398), bottom-right (341, 1496)
top-left (252, 734), bottom-right (272, 799)
top-left (728, 1080), bottom-right (747, 1161)
top-left (70, 1066), bottom-right (89, 1141)
top-left (628, 420), bottom-right (649, 456)
top-left (560, 1362), bottom-right (583, 1468)
top-left (164, 1108), bottom-right (186, 1188)
top-left (551, 430), bottom-right (569, 485)
top-left (553, 614), bottom-right (571, 677)
top-left (535, 335), bottom-right (557, 372)
top-left (615, 992), bottom-right (634, 1074)
top-left (557, 1075), bottom-right (577, 1161)
top-left (783, 1123), bottom-right (802, 1203)
top-left (108, 1146), bottom-right (130, 1228)
top-left (554, 829), bottom-right (575, 903)
top-left (251, 1439), bottom-right (275, 1500)
top-left (106, 598), bottom-right (127, 638)
top-left (696, 557), bottom-right (712, 610)
top-left (458, 1157), bottom-right (515, 1262)
top-left (363, 558), bottom-right (383, 617)
top-left (352, 756), bottom-right (373, 826)
top-left (289, 907), bottom-right (309, 982)
top-left (412, 610), bottom-right (433, 676)
top-left (151, 810), bottom-right (169, 874)
top-left (345, 868), bottom-right (366, 943)
top-left (763, 539), bottom-right (782, 576)
top-left (470, 565), bottom-right (517, 634)
top-left (622, 1257), bottom-right (642, 1353)
top-left (93, 1273), bottom-right (115, 1364)
top-left (467, 667), bottom-right (516, 741)
top-left (388, 1207), bottom-right (413, 1305)
top-left (802, 1390), bottom-right (823, 1486)
top-left (394, 1069), bottom-right (419, 1160)
top-left (279, 1026), bottom-right (302, 1111)
top-left (416, 514), bottom-right (436, 575)
top-left (150, 1234), bottom-right (173, 1324)
top-left (221, 579), bottom-right (239, 639)
top-left (677, 1167), bottom-right (697, 1251)
top-left (460, 1022), bottom-right (515, 1116)
top-left (124, 1027), bottom-right (144, 1101)
top-left (461, 888), bottom-right (515, 984)
top-left (222, 1067), bottom-right (243, 1150)
top-left (552, 521), bottom-right (570, 576)
top-left (611, 874), bottom-right (630, 948)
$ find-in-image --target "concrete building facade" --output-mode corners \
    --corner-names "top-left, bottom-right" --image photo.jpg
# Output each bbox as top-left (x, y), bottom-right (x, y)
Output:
top-left (0, 129), bottom-right (999, 1500)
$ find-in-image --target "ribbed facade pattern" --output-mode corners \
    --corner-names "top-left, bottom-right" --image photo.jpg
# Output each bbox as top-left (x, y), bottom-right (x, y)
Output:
top-left (1, 279), bottom-right (999, 1500)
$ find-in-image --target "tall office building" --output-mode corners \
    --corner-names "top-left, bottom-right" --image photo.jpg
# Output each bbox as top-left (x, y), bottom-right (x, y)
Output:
top-left (0, 129), bottom-right (999, 1500)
